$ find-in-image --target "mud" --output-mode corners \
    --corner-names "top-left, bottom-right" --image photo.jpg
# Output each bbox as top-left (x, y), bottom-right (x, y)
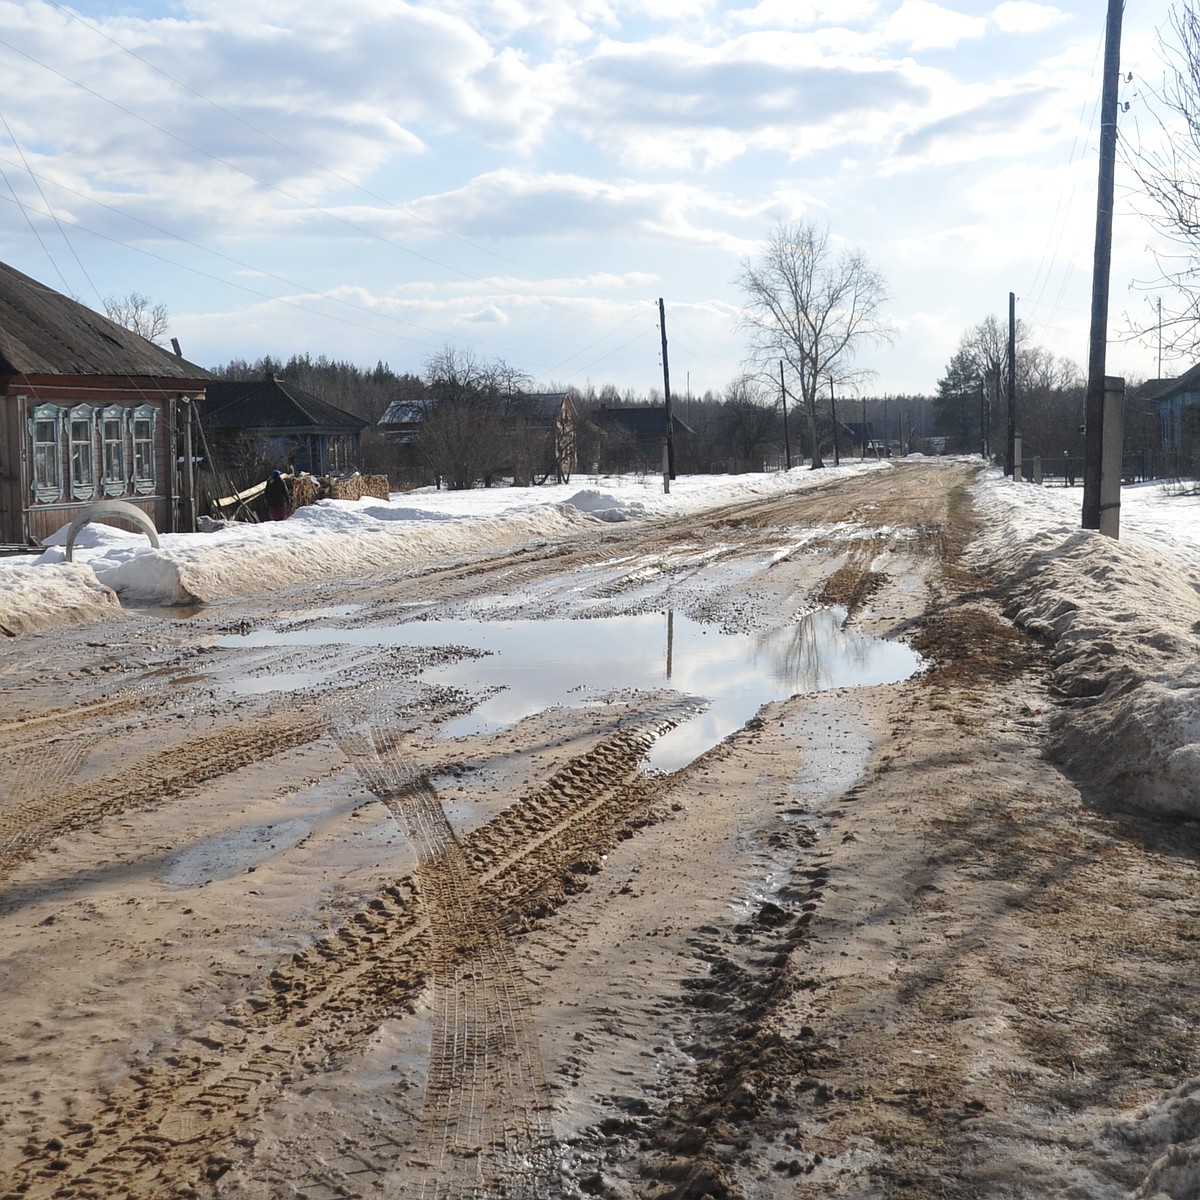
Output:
top-left (1, 460), bottom-right (1198, 1199)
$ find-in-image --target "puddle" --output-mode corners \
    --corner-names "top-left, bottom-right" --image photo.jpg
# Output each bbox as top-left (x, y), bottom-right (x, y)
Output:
top-left (219, 609), bottom-right (920, 774)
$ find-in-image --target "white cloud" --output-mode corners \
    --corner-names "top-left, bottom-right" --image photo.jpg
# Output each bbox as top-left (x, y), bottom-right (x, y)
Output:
top-left (403, 168), bottom-right (754, 251)
top-left (882, 1), bottom-right (988, 51)
top-left (726, 0), bottom-right (880, 30)
top-left (991, 2), bottom-right (1070, 36)
top-left (563, 32), bottom-right (929, 170)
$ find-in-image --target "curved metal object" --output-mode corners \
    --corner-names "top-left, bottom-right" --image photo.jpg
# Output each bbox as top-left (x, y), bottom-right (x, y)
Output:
top-left (64, 500), bottom-right (160, 563)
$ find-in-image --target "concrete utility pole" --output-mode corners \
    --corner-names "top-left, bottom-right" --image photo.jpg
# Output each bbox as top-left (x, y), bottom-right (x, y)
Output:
top-left (658, 298), bottom-right (675, 488)
top-left (1082, 0), bottom-right (1124, 533)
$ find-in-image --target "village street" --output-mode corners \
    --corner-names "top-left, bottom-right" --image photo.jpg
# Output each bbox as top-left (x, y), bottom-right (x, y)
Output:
top-left (2, 459), bottom-right (1200, 1199)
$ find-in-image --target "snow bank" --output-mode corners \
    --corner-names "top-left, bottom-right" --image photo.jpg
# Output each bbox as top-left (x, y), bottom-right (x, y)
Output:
top-left (971, 471), bottom-right (1200, 818)
top-left (0, 562), bottom-right (119, 636)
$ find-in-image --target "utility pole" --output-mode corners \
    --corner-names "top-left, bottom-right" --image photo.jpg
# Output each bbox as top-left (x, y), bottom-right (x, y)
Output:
top-left (1006, 291), bottom-right (1018, 478)
top-left (780, 360), bottom-right (792, 470)
top-left (979, 377), bottom-right (987, 458)
top-left (658, 298), bottom-right (675, 488)
top-left (1082, 0), bottom-right (1124, 531)
top-left (829, 376), bottom-right (840, 466)
top-left (1158, 296), bottom-right (1163, 378)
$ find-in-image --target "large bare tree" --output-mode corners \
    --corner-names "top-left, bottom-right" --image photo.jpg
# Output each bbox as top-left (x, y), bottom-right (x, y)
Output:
top-left (737, 221), bottom-right (893, 468)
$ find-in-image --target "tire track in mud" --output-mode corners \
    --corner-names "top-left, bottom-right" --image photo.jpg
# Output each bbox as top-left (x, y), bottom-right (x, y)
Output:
top-left (338, 725), bottom-right (557, 1199)
top-left (0, 701), bottom-right (331, 883)
top-left (2, 711), bottom-right (684, 1200)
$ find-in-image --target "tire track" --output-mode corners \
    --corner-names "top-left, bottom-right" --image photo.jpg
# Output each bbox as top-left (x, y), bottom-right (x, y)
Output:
top-left (0, 700), bottom-right (330, 882)
top-left (2, 712), bottom-right (682, 1199)
top-left (338, 723), bottom-right (558, 1199)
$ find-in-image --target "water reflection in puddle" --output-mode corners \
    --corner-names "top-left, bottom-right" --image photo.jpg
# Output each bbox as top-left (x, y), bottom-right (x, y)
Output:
top-left (220, 609), bottom-right (920, 774)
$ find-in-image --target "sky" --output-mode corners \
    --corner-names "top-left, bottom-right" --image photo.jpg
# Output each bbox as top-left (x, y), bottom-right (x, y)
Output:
top-left (0, 0), bottom-right (1185, 399)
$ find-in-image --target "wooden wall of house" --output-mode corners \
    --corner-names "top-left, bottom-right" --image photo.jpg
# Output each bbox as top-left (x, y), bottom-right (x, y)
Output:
top-left (0, 392), bottom-right (20, 546)
top-left (1, 378), bottom-right (203, 546)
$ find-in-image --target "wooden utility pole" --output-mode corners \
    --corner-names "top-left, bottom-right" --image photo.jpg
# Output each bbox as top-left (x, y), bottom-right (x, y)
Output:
top-left (1006, 291), bottom-right (1017, 477)
top-left (829, 376), bottom-right (840, 466)
top-left (658, 298), bottom-right (675, 483)
top-left (1082, 0), bottom-right (1124, 531)
top-left (780, 360), bottom-right (792, 470)
top-left (979, 377), bottom-right (988, 458)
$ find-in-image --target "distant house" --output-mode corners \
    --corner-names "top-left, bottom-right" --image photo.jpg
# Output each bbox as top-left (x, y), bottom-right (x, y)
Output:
top-left (198, 373), bottom-right (368, 478)
top-left (378, 399), bottom-right (424, 445)
top-left (1142, 366), bottom-right (1200, 475)
top-left (510, 392), bottom-right (578, 484)
top-left (378, 390), bottom-right (579, 486)
top-left (0, 260), bottom-right (211, 548)
top-left (590, 404), bottom-right (693, 472)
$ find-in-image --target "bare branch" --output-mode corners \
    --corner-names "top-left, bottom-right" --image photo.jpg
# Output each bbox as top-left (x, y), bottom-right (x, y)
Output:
top-left (103, 291), bottom-right (169, 344)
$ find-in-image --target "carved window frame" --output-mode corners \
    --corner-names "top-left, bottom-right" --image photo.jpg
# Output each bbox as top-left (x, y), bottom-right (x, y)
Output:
top-left (29, 402), bottom-right (63, 504)
top-left (131, 404), bottom-right (156, 495)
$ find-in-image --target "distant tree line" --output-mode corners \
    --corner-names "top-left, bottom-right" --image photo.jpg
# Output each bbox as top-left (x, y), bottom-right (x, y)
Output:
top-left (934, 317), bottom-right (1160, 477)
top-left (205, 348), bottom-right (952, 489)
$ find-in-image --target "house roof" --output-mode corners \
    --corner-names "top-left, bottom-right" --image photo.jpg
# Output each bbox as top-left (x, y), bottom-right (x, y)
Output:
top-left (1139, 364), bottom-right (1200, 402)
top-left (379, 392), bottom-right (575, 429)
top-left (379, 399), bottom-right (424, 427)
top-left (0, 260), bottom-right (210, 380)
top-left (518, 392), bottom-right (573, 419)
top-left (594, 405), bottom-right (693, 439)
top-left (200, 375), bottom-right (368, 433)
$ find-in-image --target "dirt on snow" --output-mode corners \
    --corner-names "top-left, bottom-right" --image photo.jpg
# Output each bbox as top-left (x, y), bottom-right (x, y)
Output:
top-left (2, 459), bottom-right (1200, 1199)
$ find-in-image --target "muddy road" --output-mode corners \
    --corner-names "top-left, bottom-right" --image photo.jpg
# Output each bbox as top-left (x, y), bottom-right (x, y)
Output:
top-left (2, 459), bottom-right (1199, 1199)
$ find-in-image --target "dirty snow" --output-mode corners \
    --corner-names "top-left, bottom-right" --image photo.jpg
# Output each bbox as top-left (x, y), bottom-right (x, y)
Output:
top-left (971, 471), bottom-right (1200, 819)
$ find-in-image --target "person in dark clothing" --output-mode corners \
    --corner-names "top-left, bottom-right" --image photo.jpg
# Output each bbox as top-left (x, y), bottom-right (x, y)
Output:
top-left (265, 470), bottom-right (290, 521)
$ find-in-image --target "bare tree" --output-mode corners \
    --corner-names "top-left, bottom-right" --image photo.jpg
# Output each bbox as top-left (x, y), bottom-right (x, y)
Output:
top-left (103, 292), bottom-right (170, 344)
top-left (737, 221), bottom-right (894, 468)
top-left (1125, 3), bottom-right (1200, 359)
top-left (419, 346), bottom-right (528, 489)
top-left (720, 375), bottom-right (781, 469)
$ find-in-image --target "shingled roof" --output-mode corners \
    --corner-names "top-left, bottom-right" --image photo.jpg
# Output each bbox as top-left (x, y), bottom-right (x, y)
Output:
top-left (0, 260), bottom-right (210, 379)
top-left (594, 405), bottom-right (693, 439)
top-left (200, 375), bottom-right (368, 432)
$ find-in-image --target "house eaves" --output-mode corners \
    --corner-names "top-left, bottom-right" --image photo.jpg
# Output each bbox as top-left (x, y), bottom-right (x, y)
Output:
top-left (0, 260), bottom-right (211, 380)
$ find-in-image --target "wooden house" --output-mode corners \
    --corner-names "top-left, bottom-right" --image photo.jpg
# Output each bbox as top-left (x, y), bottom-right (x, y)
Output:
top-left (197, 373), bottom-right (367, 480)
top-left (1142, 365), bottom-right (1200, 477)
top-left (0, 261), bottom-right (211, 549)
top-left (510, 392), bottom-right (578, 484)
top-left (590, 404), bottom-right (693, 472)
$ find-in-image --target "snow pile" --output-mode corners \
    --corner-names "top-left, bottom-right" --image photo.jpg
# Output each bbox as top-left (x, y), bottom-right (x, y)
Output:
top-left (559, 489), bottom-right (651, 522)
top-left (1106, 1079), bottom-right (1200, 1199)
top-left (0, 562), bottom-right (119, 636)
top-left (971, 472), bottom-right (1200, 818)
top-left (32, 499), bottom-right (591, 604)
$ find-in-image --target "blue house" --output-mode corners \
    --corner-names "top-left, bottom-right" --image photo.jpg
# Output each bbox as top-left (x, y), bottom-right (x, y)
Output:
top-left (1142, 365), bottom-right (1200, 475)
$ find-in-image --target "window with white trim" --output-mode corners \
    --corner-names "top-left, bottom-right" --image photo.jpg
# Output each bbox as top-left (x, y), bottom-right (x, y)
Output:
top-left (100, 405), bottom-right (127, 497)
top-left (30, 402), bottom-right (63, 503)
top-left (131, 404), bottom-right (156, 495)
top-left (68, 405), bottom-right (97, 501)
